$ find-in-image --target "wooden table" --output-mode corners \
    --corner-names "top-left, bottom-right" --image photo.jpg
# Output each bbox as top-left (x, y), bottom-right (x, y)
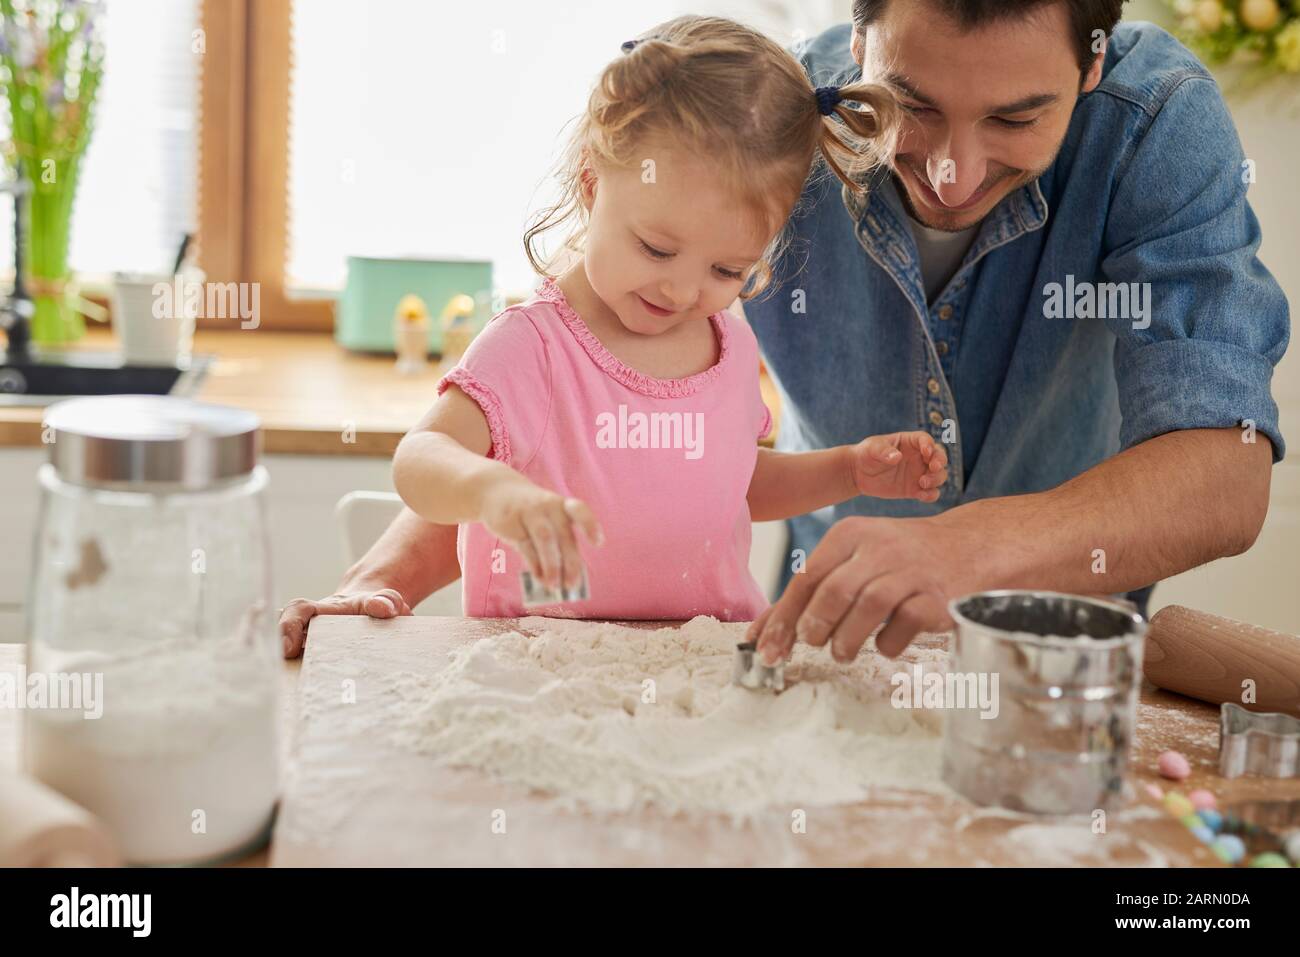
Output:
top-left (275, 618), bottom-right (1299, 866)
top-left (4, 618), bottom-right (1297, 867)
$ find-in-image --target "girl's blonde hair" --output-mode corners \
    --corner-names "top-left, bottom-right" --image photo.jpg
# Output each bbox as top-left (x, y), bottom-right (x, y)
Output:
top-left (524, 15), bottom-right (899, 299)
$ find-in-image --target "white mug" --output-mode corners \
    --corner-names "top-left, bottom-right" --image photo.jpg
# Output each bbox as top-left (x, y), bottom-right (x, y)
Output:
top-left (111, 268), bottom-right (202, 368)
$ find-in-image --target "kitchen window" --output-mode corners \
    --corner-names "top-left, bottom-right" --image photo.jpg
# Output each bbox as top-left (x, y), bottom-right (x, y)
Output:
top-left (231, 0), bottom-right (841, 329)
top-left (5, 0), bottom-right (843, 330)
top-left (0, 0), bottom-right (200, 282)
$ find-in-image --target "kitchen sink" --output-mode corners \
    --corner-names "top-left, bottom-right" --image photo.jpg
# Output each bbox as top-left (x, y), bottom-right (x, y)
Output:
top-left (0, 349), bottom-right (212, 406)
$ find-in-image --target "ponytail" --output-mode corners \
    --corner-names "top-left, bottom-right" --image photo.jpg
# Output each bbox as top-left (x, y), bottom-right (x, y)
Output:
top-left (814, 80), bottom-right (900, 191)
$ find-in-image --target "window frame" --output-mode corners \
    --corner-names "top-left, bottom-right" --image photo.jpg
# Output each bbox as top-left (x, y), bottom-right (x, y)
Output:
top-left (199, 0), bottom-right (332, 330)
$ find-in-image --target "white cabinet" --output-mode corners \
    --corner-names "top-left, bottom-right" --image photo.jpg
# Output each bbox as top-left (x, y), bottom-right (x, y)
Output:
top-left (0, 448), bottom-right (45, 642)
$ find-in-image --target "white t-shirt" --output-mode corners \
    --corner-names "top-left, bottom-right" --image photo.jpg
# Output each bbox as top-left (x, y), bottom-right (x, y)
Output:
top-left (907, 215), bottom-right (979, 305)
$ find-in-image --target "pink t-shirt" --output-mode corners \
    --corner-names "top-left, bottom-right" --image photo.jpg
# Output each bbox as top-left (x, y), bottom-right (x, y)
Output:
top-left (437, 277), bottom-right (772, 621)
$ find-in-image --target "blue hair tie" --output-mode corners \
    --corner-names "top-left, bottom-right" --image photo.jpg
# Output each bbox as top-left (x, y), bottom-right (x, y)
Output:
top-left (621, 39), bottom-right (639, 53)
top-left (815, 85), bottom-right (843, 116)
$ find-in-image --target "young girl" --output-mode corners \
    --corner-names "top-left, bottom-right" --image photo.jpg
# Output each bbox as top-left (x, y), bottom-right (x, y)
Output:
top-left (393, 15), bottom-right (948, 622)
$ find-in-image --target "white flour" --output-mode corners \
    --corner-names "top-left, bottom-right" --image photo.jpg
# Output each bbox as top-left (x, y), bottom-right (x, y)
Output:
top-left (391, 616), bottom-right (947, 819)
top-left (25, 637), bottom-right (278, 865)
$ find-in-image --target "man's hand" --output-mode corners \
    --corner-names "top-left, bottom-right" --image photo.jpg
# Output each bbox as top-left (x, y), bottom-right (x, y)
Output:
top-left (749, 428), bottom-right (1274, 666)
top-left (279, 586), bottom-right (413, 659)
top-left (850, 431), bottom-right (948, 502)
top-left (749, 515), bottom-right (975, 665)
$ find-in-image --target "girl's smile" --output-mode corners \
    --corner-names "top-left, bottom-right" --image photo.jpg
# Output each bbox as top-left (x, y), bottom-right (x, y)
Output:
top-left (575, 139), bottom-right (776, 342)
top-left (636, 294), bottom-right (676, 318)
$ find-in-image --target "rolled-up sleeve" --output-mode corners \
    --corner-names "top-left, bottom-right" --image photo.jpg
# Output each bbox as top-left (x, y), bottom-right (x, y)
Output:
top-left (1101, 74), bottom-right (1289, 462)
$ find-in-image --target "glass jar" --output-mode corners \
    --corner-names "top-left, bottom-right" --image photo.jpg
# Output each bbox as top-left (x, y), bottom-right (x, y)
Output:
top-left (24, 395), bottom-right (279, 865)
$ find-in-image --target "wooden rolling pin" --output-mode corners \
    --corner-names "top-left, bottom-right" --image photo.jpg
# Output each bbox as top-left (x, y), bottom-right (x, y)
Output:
top-left (0, 774), bottom-right (119, 867)
top-left (1144, 605), bottom-right (1300, 717)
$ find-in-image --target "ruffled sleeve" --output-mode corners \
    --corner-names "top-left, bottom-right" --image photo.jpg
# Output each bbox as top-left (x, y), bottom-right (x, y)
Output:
top-left (437, 308), bottom-right (552, 468)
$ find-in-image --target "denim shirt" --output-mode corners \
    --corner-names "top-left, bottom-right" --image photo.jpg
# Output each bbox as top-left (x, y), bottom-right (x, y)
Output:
top-left (746, 22), bottom-right (1290, 587)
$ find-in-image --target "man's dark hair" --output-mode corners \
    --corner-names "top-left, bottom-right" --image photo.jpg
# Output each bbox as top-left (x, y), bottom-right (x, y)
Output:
top-left (851, 0), bottom-right (1126, 76)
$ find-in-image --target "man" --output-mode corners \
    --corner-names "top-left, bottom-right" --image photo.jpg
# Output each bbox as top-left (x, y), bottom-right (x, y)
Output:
top-left (280, 0), bottom-right (1287, 665)
top-left (740, 0), bottom-right (1286, 666)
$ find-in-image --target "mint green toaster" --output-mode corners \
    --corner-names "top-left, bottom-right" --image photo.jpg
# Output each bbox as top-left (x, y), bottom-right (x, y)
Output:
top-left (335, 255), bottom-right (493, 354)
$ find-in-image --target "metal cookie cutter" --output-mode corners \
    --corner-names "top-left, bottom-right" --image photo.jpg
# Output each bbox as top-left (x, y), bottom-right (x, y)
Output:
top-left (1218, 702), bottom-right (1300, 779)
top-left (520, 568), bottom-right (589, 608)
top-left (732, 641), bottom-right (784, 692)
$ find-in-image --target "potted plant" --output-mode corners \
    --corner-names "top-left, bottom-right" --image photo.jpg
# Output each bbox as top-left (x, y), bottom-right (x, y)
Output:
top-left (0, 0), bottom-right (105, 346)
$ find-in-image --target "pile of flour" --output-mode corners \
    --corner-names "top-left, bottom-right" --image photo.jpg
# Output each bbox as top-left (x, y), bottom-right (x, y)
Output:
top-left (391, 616), bottom-right (947, 819)
top-left (25, 636), bottom-right (279, 864)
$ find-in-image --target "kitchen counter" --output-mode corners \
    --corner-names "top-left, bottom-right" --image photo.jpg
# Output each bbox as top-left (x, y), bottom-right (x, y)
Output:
top-left (0, 328), bottom-right (782, 456)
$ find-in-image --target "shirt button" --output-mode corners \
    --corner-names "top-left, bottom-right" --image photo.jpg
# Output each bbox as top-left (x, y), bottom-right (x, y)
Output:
top-left (928, 410), bottom-right (944, 426)
top-left (936, 340), bottom-right (949, 356)
top-left (938, 305), bottom-right (954, 320)
top-left (927, 378), bottom-right (941, 395)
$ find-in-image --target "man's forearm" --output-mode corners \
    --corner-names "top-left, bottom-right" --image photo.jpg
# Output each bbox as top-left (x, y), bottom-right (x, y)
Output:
top-left (339, 506), bottom-right (461, 605)
top-left (932, 427), bottom-right (1273, 597)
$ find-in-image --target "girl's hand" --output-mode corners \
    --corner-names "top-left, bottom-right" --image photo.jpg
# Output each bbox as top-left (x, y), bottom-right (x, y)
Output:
top-left (480, 478), bottom-right (604, 589)
top-left (850, 432), bottom-right (949, 503)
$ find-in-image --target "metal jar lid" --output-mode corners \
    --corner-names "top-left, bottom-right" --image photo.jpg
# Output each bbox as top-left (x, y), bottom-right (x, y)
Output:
top-left (44, 394), bottom-right (261, 490)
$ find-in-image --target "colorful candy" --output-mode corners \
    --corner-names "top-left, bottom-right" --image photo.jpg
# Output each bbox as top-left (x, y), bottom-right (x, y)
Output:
top-left (1164, 791), bottom-right (1194, 818)
top-left (1142, 782), bottom-right (1164, 801)
top-left (1160, 785), bottom-right (1296, 867)
top-left (1212, 834), bottom-right (1246, 864)
top-left (1157, 750), bottom-right (1191, 780)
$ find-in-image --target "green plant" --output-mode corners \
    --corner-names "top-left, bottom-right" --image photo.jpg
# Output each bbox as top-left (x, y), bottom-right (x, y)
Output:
top-left (0, 0), bottom-right (105, 345)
